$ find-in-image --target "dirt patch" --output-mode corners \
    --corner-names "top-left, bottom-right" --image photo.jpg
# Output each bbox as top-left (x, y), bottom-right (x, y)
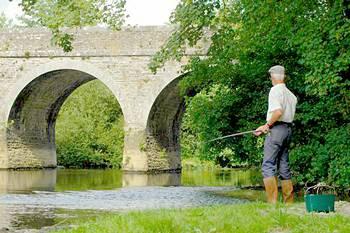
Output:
top-left (336, 201), bottom-right (350, 216)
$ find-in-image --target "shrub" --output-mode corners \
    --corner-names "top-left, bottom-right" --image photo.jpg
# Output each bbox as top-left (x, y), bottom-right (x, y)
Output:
top-left (56, 80), bottom-right (124, 168)
top-left (290, 124), bottom-right (350, 189)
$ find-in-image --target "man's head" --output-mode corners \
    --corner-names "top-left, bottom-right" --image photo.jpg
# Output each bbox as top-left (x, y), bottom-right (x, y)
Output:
top-left (268, 65), bottom-right (285, 85)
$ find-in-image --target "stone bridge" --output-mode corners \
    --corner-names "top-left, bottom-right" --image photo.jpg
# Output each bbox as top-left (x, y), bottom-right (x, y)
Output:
top-left (0, 26), bottom-right (209, 172)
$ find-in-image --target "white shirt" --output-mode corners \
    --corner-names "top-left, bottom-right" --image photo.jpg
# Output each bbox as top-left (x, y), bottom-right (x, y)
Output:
top-left (266, 83), bottom-right (297, 123)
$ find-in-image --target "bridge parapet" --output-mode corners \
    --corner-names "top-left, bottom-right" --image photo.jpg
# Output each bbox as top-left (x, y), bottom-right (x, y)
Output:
top-left (0, 26), bottom-right (209, 57)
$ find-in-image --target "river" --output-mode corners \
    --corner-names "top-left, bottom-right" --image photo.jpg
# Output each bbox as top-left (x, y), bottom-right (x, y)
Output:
top-left (0, 168), bottom-right (262, 232)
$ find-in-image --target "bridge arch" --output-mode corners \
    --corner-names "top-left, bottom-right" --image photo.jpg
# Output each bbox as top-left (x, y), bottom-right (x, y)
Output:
top-left (3, 60), bottom-right (125, 168)
top-left (4, 60), bottom-right (125, 121)
top-left (145, 73), bottom-right (189, 172)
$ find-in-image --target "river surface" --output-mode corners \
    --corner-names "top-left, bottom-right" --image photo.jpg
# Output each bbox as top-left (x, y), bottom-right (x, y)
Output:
top-left (0, 168), bottom-right (261, 232)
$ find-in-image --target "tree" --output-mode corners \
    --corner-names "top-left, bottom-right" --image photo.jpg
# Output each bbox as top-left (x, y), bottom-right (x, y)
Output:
top-left (151, 0), bottom-right (350, 188)
top-left (14, 0), bottom-right (127, 51)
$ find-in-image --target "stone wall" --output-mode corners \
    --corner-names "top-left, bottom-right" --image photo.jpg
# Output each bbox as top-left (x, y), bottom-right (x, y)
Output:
top-left (0, 26), bottom-right (209, 171)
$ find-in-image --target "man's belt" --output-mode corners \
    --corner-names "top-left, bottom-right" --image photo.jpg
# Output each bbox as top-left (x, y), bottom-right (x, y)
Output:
top-left (273, 121), bottom-right (294, 127)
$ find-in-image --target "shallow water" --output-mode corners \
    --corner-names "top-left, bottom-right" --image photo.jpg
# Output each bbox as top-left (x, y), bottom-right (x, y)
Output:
top-left (0, 168), bottom-right (261, 232)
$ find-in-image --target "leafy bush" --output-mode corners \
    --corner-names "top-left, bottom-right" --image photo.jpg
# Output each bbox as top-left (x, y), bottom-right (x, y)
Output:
top-left (56, 80), bottom-right (124, 168)
top-left (291, 124), bottom-right (350, 188)
top-left (181, 83), bottom-right (264, 167)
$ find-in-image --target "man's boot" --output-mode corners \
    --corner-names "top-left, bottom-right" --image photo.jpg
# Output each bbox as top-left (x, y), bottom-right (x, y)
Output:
top-left (263, 176), bottom-right (278, 204)
top-left (281, 179), bottom-right (294, 203)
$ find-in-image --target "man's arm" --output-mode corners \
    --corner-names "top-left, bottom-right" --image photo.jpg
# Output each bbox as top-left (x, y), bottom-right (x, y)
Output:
top-left (267, 109), bottom-right (283, 126)
top-left (254, 109), bottom-right (283, 136)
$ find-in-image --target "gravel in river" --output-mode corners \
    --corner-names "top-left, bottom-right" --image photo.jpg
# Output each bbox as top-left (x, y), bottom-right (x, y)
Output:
top-left (0, 186), bottom-right (242, 210)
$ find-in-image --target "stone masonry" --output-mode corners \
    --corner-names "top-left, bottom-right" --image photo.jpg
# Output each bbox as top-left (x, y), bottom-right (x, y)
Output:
top-left (0, 26), bottom-right (209, 172)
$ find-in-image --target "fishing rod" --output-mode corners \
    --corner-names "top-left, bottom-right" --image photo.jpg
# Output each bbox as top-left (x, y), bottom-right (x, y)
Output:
top-left (205, 130), bottom-right (261, 143)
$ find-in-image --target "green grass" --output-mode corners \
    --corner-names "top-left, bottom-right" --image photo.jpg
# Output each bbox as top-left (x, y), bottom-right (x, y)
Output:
top-left (53, 203), bottom-right (350, 233)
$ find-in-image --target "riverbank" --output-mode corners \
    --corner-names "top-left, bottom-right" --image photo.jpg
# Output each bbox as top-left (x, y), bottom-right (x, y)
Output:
top-left (53, 202), bottom-right (350, 233)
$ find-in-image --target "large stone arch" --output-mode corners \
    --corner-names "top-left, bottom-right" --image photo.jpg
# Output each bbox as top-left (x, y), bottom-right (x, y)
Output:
top-left (3, 60), bottom-right (125, 121)
top-left (144, 73), bottom-right (188, 172)
top-left (2, 60), bottom-right (125, 169)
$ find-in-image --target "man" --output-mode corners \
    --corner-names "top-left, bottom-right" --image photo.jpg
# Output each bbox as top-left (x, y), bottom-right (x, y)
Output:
top-left (254, 65), bottom-right (297, 204)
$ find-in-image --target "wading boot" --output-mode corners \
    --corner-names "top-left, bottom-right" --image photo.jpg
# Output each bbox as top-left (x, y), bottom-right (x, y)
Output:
top-left (263, 176), bottom-right (278, 204)
top-left (281, 179), bottom-right (294, 203)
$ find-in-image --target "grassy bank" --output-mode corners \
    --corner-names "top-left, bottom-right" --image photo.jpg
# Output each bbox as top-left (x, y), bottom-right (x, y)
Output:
top-left (54, 203), bottom-right (350, 233)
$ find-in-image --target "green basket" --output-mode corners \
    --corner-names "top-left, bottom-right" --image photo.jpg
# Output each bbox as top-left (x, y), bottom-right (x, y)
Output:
top-left (304, 184), bottom-right (336, 213)
top-left (304, 194), bottom-right (335, 213)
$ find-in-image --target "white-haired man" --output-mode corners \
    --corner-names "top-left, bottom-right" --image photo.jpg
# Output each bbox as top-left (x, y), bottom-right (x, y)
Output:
top-left (254, 65), bottom-right (297, 204)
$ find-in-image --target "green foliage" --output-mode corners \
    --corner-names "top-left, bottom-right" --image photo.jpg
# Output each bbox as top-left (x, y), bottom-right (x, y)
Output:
top-left (148, 0), bottom-right (221, 73)
top-left (181, 83), bottom-right (264, 166)
top-left (152, 0), bottom-right (350, 188)
top-left (56, 80), bottom-right (124, 168)
top-left (18, 0), bottom-right (127, 51)
top-left (290, 124), bottom-right (350, 188)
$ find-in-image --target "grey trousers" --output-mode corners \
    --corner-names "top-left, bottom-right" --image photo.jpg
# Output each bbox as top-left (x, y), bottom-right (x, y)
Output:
top-left (262, 124), bottom-right (292, 180)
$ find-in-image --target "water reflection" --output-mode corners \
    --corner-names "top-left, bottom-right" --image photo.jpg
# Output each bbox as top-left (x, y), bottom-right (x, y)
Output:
top-left (0, 168), bottom-right (261, 194)
top-left (182, 168), bottom-right (262, 187)
top-left (0, 169), bottom-right (56, 194)
top-left (122, 172), bottom-right (181, 187)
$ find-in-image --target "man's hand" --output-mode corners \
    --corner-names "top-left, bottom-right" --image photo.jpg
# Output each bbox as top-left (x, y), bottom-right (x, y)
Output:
top-left (254, 124), bottom-right (270, 136)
